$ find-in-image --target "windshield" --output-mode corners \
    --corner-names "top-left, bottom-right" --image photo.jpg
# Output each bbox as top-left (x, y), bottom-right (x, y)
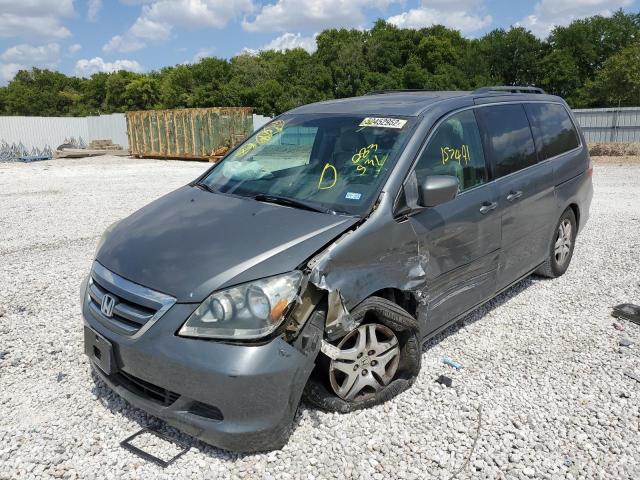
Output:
top-left (199, 113), bottom-right (415, 215)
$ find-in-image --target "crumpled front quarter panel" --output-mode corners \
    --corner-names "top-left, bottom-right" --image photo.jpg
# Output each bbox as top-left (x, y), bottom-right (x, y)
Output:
top-left (307, 207), bottom-right (425, 338)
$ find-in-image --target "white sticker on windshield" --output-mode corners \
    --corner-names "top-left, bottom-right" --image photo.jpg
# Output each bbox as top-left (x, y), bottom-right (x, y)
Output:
top-left (359, 117), bottom-right (407, 129)
top-left (345, 192), bottom-right (362, 200)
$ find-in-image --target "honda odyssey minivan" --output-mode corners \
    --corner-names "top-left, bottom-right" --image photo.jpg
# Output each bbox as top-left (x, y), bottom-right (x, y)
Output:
top-left (82, 87), bottom-right (593, 452)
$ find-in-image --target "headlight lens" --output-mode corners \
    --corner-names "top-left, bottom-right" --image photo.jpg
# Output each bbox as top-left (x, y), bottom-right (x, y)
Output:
top-left (178, 271), bottom-right (303, 340)
top-left (246, 286), bottom-right (270, 320)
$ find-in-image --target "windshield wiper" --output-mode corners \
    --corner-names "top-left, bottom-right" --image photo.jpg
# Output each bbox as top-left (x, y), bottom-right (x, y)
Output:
top-left (252, 194), bottom-right (331, 214)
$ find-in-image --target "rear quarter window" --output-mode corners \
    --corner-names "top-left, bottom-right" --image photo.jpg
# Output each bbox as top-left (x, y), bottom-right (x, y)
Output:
top-left (475, 104), bottom-right (537, 178)
top-left (525, 103), bottom-right (580, 160)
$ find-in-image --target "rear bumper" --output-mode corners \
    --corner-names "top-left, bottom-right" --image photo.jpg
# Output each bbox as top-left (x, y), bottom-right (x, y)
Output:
top-left (580, 176), bottom-right (593, 233)
top-left (81, 277), bottom-right (322, 452)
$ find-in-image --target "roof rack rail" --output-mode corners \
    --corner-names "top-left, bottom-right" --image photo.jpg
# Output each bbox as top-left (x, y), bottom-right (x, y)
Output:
top-left (473, 86), bottom-right (546, 95)
top-left (365, 89), bottom-right (435, 95)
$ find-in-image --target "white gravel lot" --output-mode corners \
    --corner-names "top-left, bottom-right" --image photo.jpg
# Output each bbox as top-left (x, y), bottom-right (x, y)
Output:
top-left (1, 156), bottom-right (639, 480)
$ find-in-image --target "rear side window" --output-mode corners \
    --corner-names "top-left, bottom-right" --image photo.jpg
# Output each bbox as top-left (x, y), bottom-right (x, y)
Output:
top-left (476, 104), bottom-right (537, 178)
top-left (414, 110), bottom-right (487, 193)
top-left (525, 103), bottom-right (580, 160)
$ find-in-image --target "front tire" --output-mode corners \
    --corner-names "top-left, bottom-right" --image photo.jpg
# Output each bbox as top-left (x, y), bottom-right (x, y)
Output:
top-left (535, 208), bottom-right (577, 278)
top-left (303, 296), bottom-right (421, 413)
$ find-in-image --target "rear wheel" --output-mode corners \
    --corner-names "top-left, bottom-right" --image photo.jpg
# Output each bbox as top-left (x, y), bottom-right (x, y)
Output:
top-left (535, 208), bottom-right (577, 278)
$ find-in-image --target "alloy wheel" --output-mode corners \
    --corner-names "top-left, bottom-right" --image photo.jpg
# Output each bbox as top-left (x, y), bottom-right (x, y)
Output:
top-left (329, 323), bottom-right (400, 401)
top-left (554, 219), bottom-right (572, 265)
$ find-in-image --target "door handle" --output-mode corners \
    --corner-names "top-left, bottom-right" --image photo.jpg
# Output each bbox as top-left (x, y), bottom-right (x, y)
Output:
top-left (479, 201), bottom-right (498, 214)
top-left (506, 190), bottom-right (523, 202)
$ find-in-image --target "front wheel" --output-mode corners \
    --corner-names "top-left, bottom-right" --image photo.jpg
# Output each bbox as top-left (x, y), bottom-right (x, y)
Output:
top-left (303, 296), bottom-right (421, 413)
top-left (329, 323), bottom-right (401, 402)
top-left (535, 208), bottom-right (577, 278)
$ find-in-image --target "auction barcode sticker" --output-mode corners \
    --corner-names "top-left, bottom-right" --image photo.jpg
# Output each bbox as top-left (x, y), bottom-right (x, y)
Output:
top-left (359, 117), bottom-right (407, 129)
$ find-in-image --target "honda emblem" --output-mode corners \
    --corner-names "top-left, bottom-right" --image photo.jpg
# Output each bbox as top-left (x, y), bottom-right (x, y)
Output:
top-left (101, 294), bottom-right (116, 317)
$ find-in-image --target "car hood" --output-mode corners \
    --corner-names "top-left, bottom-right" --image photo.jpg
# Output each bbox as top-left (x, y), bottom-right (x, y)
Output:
top-left (96, 186), bottom-right (358, 303)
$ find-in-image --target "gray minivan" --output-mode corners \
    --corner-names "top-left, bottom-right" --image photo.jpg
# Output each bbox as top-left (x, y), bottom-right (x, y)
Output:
top-left (82, 87), bottom-right (593, 452)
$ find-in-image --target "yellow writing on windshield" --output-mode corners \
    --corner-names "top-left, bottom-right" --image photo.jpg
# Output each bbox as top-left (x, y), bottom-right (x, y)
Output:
top-left (236, 142), bottom-right (257, 157)
top-left (441, 145), bottom-right (470, 165)
top-left (318, 163), bottom-right (337, 190)
top-left (351, 144), bottom-right (378, 164)
top-left (238, 120), bottom-right (287, 154)
top-left (256, 129), bottom-right (273, 145)
top-left (271, 120), bottom-right (285, 133)
top-left (351, 143), bottom-right (388, 176)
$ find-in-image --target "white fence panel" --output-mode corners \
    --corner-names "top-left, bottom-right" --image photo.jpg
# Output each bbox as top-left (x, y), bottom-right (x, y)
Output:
top-left (0, 114), bottom-right (128, 150)
top-left (0, 116), bottom-right (88, 150)
top-left (253, 114), bottom-right (271, 131)
top-left (573, 107), bottom-right (640, 143)
top-left (86, 114), bottom-right (128, 147)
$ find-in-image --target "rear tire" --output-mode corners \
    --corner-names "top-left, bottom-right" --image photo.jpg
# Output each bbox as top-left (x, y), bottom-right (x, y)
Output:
top-left (535, 208), bottom-right (577, 278)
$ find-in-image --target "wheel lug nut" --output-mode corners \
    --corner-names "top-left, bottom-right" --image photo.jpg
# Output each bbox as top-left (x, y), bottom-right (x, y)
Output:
top-left (370, 360), bottom-right (377, 366)
top-left (357, 353), bottom-right (363, 359)
top-left (353, 364), bottom-right (359, 371)
top-left (368, 350), bottom-right (375, 355)
top-left (361, 369), bottom-right (368, 376)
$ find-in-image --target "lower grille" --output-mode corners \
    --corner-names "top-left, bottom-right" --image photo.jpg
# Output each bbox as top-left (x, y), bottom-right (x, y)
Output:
top-left (117, 370), bottom-right (180, 407)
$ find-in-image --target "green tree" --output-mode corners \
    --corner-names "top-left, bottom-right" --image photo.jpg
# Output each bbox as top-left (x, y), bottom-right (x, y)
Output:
top-left (122, 76), bottom-right (160, 110)
top-left (190, 57), bottom-right (232, 107)
top-left (316, 28), bottom-right (367, 97)
top-left (583, 41), bottom-right (640, 107)
top-left (549, 10), bottom-right (640, 85)
top-left (81, 72), bottom-right (109, 114)
top-left (402, 55), bottom-right (428, 89)
top-left (537, 49), bottom-right (580, 101)
top-left (0, 13), bottom-right (638, 116)
top-left (365, 20), bottom-right (406, 74)
top-left (104, 71), bottom-right (138, 112)
top-left (159, 65), bottom-right (195, 108)
top-left (1, 68), bottom-right (81, 115)
top-left (479, 27), bottom-right (547, 86)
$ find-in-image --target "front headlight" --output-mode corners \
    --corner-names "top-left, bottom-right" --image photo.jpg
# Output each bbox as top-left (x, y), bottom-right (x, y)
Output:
top-left (178, 271), bottom-right (303, 340)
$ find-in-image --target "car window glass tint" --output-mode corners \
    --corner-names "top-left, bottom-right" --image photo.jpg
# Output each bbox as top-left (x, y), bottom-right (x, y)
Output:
top-left (525, 103), bottom-right (580, 160)
top-left (415, 110), bottom-right (487, 192)
top-left (476, 104), bottom-right (537, 178)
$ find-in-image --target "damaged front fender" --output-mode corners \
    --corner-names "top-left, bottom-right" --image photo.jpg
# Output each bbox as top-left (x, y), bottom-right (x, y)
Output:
top-left (306, 209), bottom-right (429, 341)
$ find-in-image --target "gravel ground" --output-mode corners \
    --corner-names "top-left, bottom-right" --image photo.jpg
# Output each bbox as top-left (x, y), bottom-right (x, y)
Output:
top-left (1, 155), bottom-right (639, 479)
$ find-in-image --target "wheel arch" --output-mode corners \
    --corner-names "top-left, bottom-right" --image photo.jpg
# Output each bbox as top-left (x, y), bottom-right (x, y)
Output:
top-left (368, 288), bottom-right (420, 321)
top-left (568, 203), bottom-right (580, 230)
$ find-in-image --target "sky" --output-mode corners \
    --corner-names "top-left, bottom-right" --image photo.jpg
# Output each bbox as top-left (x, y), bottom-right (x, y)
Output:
top-left (0, 0), bottom-right (638, 84)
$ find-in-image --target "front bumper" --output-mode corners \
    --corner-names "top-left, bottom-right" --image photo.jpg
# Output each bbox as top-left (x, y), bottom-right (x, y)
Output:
top-left (81, 277), bottom-right (323, 452)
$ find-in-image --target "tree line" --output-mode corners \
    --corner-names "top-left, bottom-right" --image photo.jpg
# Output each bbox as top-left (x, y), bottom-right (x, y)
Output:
top-left (0, 11), bottom-right (639, 117)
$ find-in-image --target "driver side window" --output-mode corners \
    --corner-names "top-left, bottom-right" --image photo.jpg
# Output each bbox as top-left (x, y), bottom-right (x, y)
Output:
top-left (415, 110), bottom-right (487, 192)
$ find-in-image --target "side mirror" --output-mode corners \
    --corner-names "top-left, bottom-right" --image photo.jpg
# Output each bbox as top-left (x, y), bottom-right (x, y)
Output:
top-left (417, 175), bottom-right (459, 207)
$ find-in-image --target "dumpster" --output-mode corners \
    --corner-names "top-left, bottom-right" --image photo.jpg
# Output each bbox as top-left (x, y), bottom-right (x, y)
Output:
top-left (126, 107), bottom-right (253, 161)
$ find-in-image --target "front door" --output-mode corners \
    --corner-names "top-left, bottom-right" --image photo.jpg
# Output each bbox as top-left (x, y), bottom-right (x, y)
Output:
top-left (408, 109), bottom-right (501, 334)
